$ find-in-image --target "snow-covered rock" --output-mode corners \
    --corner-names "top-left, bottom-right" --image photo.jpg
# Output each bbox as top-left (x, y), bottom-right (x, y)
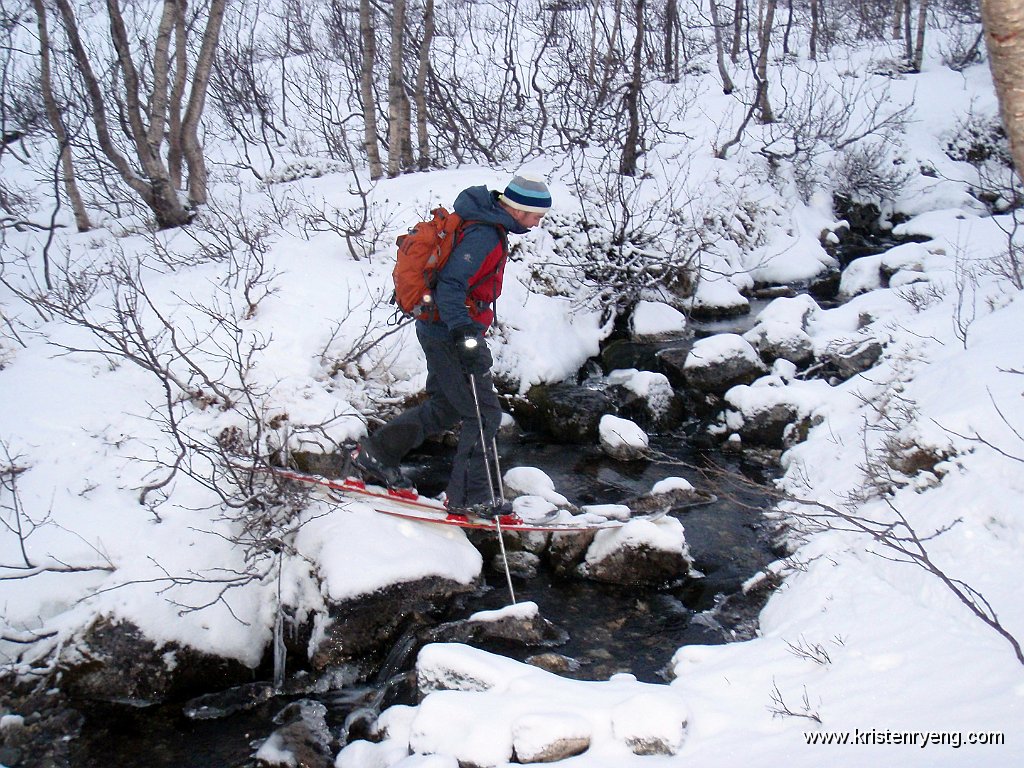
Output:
top-left (724, 373), bottom-right (833, 447)
top-left (743, 320), bottom-right (815, 366)
top-left (503, 466), bottom-right (570, 506)
top-left (598, 414), bottom-right (649, 461)
top-left (611, 691), bottom-right (689, 755)
top-left (254, 700), bottom-right (332, 768)
top-left (605, 368), bottom-right (683, 429)
top-left (629, 300), bottom-right (688, 340)
top-left (682, 334), bottom-right (767, 394)
top-left (580, 517), bottom-right (691, 585)
top-left (511, 712), bottom-right (591, 762)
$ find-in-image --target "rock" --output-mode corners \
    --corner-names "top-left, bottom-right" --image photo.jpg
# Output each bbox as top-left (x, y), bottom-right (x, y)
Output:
top-left (255, 700), bottom-right (333, 768)
top-left (727, 399), bottom-right (801, 447)
top-left (427, 601), bottom-right (568, 649)
top-left (524, 653), bottom-right (583, 674)
top-left (619, 478), bottom-right (715, 516)
top-left (628, 301), bottom-right (688, 340)
top-left (512, 712), bottom-right (591, 763)
top-left (600, 338), bottom-right (663, 374)
top-left (818, 338), bottom-right (883, 381)
top-left (546, 529), bottom-right (596, 578)
top-left (651, 346), bottom-right (689, 388)
top-left (604, 368), bottom-right (685, 430)
top-left (58, 618), bottom-right (254, 705)
top-left (611, 692), bottom-right (688, 755)
top-left (490, 550), bottom-right (541, 579)
top-left (579, 518), bottom-right (691, 586)
top-left (743, 321), bottom-right (814, 366)
top-left (511, 384), bottom-right (617, 443)
top-left (311, 576), bottom-right (476, 669)
top-left (682, 334), bottom-right (767, 395)
top-left (598, 414), bottom-right (649, 461)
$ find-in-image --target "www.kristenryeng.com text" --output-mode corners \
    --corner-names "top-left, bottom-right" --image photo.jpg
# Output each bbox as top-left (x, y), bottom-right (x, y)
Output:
top-left (803, 729), bottom-right (1006, 748)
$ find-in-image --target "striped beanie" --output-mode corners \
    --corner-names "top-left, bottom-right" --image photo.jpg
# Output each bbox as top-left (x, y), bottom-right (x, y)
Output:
top-left (499, 172), bottom-right (552, 214)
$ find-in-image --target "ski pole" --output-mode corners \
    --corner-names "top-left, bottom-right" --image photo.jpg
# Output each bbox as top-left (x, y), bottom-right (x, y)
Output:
top-left (468, 372), bottom-right (498, 508)
top-left (469, 372), bottom-right (517, 606)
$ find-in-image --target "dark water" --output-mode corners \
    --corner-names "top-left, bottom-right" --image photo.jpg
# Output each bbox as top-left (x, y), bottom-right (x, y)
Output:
top-left (69, 433), bottom-right (778, 767)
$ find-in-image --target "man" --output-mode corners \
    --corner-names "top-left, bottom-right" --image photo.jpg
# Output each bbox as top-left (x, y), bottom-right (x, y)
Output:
top-left (351, 172), bottom-right (552, 515)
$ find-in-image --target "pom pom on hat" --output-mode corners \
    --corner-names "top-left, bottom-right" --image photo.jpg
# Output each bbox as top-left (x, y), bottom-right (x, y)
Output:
top-left (500, 172), bottom-right (552, 214)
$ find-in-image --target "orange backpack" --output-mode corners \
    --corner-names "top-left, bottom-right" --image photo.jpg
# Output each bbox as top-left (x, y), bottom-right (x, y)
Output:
top-left (391, 207), bottom-right (465, 320)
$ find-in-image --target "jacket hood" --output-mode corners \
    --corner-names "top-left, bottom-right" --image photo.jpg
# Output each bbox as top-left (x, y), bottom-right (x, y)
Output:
top-left (453, 185), bottom-right (529, 235)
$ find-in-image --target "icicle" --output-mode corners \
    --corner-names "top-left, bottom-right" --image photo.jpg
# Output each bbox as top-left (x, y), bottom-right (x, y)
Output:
top-left (272, 551), bottom-right (286, 690)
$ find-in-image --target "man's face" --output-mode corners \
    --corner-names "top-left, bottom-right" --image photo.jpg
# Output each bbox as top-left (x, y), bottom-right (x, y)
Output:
top-left (508, 208), bottom-right (546, 229)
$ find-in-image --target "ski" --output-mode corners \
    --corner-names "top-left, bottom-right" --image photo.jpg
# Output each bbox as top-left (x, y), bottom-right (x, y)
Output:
top-left (242, 463), bottom-right (684, 533)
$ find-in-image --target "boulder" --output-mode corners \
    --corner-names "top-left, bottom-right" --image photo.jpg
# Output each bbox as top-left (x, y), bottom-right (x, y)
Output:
top-left (579, 518), bottom-right (691, 586)
top-left (511, 384), bottom-right (616, 442)
top-left (682, 334), bottom-right (767, 395)
top-left (604, 368), bottom-right (685, 430)
top-left (310, 576), bottom-right (476, 669)
top-left (598, 414), bottom-right (649, 461)
top-left (58, 618), bottom-right (254, 705)
top-left (255, 700), bottom-right (333, 768)
top-left (512, 713), bottom-right (591, 763)
top-left (611, 692), bottom-right (688, 755)
top-left (426, 601), bottom-right (568, 649)
top-left (818, 338), bottom-right (883, 381)
top-left (743, 321), bottom-right (814, 366)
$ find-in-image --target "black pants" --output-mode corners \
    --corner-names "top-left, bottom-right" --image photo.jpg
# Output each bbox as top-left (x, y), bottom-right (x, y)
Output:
top-left (363, 323), bottom-right (502, 506)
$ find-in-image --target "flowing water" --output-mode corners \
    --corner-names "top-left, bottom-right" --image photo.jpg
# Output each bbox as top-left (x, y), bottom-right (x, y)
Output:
top-left (68, 431), bottom-right (779, 767)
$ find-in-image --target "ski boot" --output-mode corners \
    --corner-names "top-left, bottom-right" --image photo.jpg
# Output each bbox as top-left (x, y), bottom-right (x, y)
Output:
top-left (349, 443), bottom-right (414, 490)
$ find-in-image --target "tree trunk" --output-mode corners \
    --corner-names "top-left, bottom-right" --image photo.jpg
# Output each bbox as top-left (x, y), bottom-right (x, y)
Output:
top-left (756, 0), bottom-right (777, 124)
top-left (892, 0), bottom-right (904, 40)
top-left (33, 0), bottom-right (91, 233)
top-left (709, 0), bottom-right (734, 94)
top-left (903, 0), bottom-right (913, 59)
top-left (360, 0), bottom-right (384, 179)
top-left (168, 1), bottom-right (187, 190)
top-left (782, 0), bottom-right (794, 56)
top-left (620, 0), bottom-right (645, 176)
top-left (810, 0), bottom-right (819, 60)
top-left (416, 0), bottom-right (434, 171)
top-left (731, 0), bottom-right (744, 63)
top-left (664, 0), bottom-right (678, 82)
top-left (911, 0), bottom-right (929, 71)
top-left (980, 0), bottom-right (1024, 176)
top-left (179, 0), bottom-right (227, 208)
top-left (387, 0), bottom-right (407, 178)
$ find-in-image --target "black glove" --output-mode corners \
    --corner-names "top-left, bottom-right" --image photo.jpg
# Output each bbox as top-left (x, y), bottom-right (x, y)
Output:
top-left (451, 325), bottom-right (489, 373)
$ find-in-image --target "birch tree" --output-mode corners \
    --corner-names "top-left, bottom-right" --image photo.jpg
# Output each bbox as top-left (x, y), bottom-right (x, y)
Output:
top-left (387, 0), bottom-right (409, 178)
top-left (416, 0), bottom-right (434, 171)
top-left (359, 0), bottom-right (383, 180)
top-left (980, 0), bottom-right (1024, 176)
top-left (51, 0), bottom-right (226, 230)
top-left (32, 0), bottom-right (90, 233)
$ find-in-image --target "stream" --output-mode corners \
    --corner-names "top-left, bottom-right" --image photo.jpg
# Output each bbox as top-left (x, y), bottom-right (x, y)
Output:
top-left (68, 431), bottom-right (781, 767)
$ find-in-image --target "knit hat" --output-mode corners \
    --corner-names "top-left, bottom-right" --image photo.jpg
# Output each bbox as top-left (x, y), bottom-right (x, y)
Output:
top-left (499, 172), bottom-right (552, 214)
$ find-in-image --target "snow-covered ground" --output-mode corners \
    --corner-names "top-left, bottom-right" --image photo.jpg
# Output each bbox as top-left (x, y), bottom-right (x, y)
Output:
top-left (2, 5), bottom-right (1023, 767)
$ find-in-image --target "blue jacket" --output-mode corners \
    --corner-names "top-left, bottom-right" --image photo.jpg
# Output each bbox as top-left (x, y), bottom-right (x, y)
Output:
top-left (420, 186), bottom-right (527, 339)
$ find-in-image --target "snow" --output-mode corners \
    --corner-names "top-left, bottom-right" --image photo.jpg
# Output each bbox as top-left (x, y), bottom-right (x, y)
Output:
top-left (585, 516), bottom-right (689, 564)
top-left (503, 466), bottom-right (569, 506)
top-left (2, 7), bottom-right (1024, 768)
top-left (629, 300), bottom-right (688, 338)
top-left (598, 414), bottom-right (649, 450)
top-left (684, 333), bottom-right (762, 368)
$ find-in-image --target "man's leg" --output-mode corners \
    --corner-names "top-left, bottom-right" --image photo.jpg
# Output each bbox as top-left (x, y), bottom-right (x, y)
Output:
top-left (357, 326), bottom-right (464, 472)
